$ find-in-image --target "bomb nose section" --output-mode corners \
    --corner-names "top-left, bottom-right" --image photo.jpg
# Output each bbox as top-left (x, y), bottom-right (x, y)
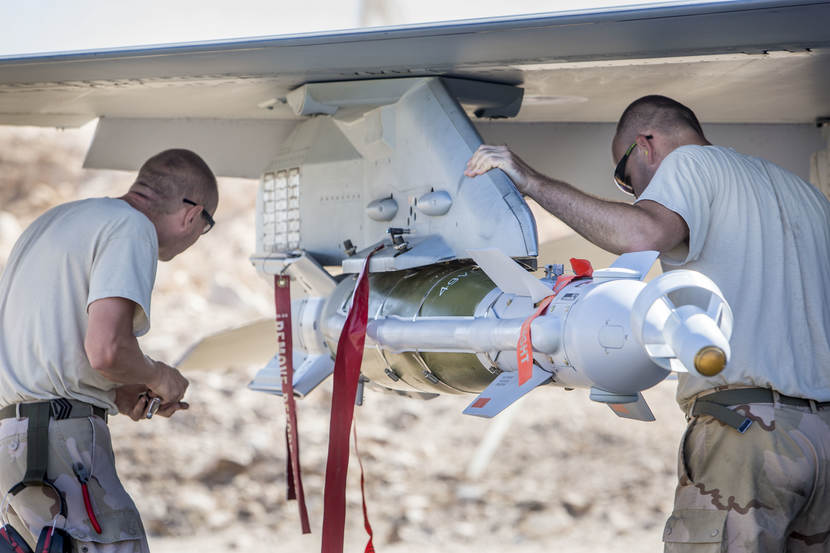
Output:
top-left (695, 346), bottom-right (727, 376)
top-left (631, 270), bottom-right (733, 376)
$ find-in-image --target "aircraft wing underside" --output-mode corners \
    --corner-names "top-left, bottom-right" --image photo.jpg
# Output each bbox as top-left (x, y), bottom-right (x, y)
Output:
top-left (0, 0), bottom-right (829, 131)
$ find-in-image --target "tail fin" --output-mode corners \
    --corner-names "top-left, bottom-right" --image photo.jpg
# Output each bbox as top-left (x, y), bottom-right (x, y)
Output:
top-left (249, 353), bottom-right (334, 397)
top-left (589, 388), bottom-right (655, 422)
top-left (462, 365), bottom-right (552, 418)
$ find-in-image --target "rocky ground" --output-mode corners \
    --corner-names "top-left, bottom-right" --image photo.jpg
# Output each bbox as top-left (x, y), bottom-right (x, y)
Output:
top-left (0, 125), bottom-right (688, 552)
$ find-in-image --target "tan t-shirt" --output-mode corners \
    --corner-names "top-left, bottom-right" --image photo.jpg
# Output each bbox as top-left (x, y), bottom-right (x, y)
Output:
top-left (637, 145), bottom-right (830, 407)
top-left (0, 198), bottom-right (158, 413)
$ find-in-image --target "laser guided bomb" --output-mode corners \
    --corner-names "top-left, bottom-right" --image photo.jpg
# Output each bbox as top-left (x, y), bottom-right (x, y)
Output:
top-left (250, 248), bottom-right (733, 421)
top-left (239, 77), bottom-right (734, 421)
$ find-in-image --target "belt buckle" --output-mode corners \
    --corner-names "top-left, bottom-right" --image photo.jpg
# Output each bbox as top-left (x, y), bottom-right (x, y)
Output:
top-left (49, 399), bottom-right (73, 420)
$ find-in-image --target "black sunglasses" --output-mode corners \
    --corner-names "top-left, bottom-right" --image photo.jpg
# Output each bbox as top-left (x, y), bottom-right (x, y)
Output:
top-left (613, 135), bottom-right (653, 196)
top-left (182, 198), bottom-right (215, 234)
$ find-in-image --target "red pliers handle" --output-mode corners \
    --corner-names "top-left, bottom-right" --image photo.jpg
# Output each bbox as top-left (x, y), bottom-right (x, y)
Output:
top-left (72, 462), bottom-right (102, 534)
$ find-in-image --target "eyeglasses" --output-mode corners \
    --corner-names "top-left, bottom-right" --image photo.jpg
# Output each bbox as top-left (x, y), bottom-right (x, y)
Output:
top-left (613, 135), bottom-right (652, 196)
top-left (182, 198), bottom-right (215, 234)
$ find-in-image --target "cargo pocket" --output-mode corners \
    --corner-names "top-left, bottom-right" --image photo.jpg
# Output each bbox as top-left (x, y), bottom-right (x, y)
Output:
top-left (663, 509), bottom-right (727, 552)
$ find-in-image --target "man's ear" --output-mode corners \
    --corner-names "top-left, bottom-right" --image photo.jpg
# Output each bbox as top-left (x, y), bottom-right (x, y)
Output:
top-left (182, 203), bottom-right (201, 230)
top-left (635, 134), bottom-right (654, 164)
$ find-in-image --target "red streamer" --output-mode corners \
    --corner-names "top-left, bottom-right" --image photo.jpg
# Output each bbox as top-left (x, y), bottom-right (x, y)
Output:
top-left (354, 423), bottom-right (375, 553)
top-left (321, 249), bottom-right (380, 553)
top-left (275, 275), bottom-right (311, 534)
top-left (517, 258), bottom-right (593, 385)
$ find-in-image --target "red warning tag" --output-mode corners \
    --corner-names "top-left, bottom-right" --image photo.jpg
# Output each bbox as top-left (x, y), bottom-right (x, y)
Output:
top-left (517, 295), bottom-right (555, 385)
top-left (516, 258), bottom-right (593, 385)
top-left (322, 247), bottom-right (382, 553)
top-left (275, 275), bottom-right (311, 534)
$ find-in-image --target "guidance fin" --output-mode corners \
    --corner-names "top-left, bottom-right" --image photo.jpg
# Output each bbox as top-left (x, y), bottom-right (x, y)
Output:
top-left (249, 353), bottom-right (334, 398)
top-left (589, 388), bottom-right (656, 422)
top-left (609, 250), bottom-right (659, 279)
top-left (467, 248), bottom-right (552, 302)
top-left (462, 365), bottom-right (551, 418)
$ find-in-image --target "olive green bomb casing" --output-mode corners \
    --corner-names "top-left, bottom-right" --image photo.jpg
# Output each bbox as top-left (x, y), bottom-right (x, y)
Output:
top-left (321, 263), bottom-right (500, 396)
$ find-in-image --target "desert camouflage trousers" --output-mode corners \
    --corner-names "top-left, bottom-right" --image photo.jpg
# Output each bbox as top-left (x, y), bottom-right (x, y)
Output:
top-left (664, 400), bottom-right (830, 552)
top-left (0, 413), bottom-right (149, 553)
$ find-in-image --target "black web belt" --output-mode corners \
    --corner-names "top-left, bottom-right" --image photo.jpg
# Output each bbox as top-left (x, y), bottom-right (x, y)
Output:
top-left (0, 399), bottom-right (107, 486)
top-left (692, 388), bottom-right (830, 434)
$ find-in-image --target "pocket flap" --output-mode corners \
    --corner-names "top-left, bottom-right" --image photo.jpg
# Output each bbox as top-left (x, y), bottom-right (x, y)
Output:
top-left (663, 509), bottom-right (727, 544)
